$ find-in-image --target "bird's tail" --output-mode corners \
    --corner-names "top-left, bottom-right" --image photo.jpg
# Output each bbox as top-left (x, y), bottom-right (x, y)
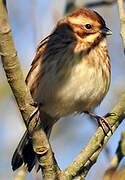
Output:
top-left (11, 111), bottom-right (54, 172)
top-left (11, 130), bottom-right (35, 172)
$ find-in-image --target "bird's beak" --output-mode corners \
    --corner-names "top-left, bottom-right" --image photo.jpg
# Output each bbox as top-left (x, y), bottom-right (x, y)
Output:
top-left (100, 27), bottom-right (112, 35)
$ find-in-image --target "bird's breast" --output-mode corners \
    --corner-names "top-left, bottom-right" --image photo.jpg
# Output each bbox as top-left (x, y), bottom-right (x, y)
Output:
top-left (40, 46), bottom-right (110, 118)
top-left (31, 38), bottom-right (110, 118)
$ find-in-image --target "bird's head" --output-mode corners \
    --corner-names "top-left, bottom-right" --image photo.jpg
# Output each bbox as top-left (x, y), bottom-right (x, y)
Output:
top-left (66, 9), bottom-right (112, 46)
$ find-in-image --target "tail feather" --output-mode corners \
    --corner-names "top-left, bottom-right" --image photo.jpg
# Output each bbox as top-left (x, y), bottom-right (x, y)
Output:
top-left (11, 128), bottom-right (52, 172)
top-left (11, 130), bottom-right (36, 172)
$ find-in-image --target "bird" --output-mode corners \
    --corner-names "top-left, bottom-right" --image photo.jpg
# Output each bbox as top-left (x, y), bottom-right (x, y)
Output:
top-left (11, 8), bottom-right (112, 172)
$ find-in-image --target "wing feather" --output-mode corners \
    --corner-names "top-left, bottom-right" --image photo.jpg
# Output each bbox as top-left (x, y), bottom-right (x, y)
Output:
top-left (25, 35), bottom-right (50, 85)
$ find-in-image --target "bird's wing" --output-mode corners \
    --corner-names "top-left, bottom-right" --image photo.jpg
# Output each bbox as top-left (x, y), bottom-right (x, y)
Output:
top-left (25, 35), bottom-right (50, 85)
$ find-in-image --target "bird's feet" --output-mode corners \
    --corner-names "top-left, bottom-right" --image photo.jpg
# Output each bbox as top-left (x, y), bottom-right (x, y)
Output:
top-left (27, 102), bottom-right (42, 129)
top-left (84, 111), bottom-right (114, 135)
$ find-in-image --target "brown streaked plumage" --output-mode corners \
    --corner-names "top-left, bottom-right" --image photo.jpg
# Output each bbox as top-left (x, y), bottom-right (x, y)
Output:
top-left (12, 9), bottom-right (112, 172)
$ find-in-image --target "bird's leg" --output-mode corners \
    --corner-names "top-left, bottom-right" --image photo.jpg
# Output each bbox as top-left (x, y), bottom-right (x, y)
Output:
top-left (27, 102), bottom-right (42, 129)
top-left (84, 111), bottom-right (113, 135)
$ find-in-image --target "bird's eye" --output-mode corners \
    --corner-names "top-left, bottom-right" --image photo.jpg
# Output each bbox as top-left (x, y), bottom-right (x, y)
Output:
top-left (85, 24), bottom-right (92, 29)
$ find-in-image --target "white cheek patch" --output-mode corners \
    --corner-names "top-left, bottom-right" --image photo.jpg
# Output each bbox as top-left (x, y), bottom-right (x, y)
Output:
top-left (83, 33), bottom-right (100, 42)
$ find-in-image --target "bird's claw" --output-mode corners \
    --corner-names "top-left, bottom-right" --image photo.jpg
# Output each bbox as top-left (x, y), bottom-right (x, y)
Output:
top-left (28, 102), bottom-right (42, 129)
top-left (103, 112), bottom-right (116, 118)
top-left (84, 111), bottom-right (113, 136)
top-left (96, 116), bottom-right (113, 135)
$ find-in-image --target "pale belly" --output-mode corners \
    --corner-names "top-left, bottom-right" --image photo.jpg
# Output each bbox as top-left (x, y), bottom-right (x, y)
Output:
top-left (38, 60), bottom-right (110, 118)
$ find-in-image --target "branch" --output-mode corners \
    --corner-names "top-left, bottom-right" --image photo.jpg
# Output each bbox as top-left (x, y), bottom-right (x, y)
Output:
top-left (0, 1), bottom-right (33, 129)
top-left (117, 0), bottom-right (125, 54)
top-left (60, 91), bottom-right (125, 179)
top-left (110, 132), bottom-right (125, 169)
top-left (102, 132), bottom-right (125, 179)
top-left (0, 0), bottom-right (59, 179)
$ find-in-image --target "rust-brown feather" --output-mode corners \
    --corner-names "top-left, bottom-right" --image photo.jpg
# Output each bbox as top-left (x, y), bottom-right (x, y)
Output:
top-left (25, 36), bottom-right (50, 85)
top-left (69, 9), bottom-right (105, 27)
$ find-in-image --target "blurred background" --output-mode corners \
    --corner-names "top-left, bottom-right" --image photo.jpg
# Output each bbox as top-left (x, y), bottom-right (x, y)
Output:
top-left (1, 0), bottom-right (125, 179)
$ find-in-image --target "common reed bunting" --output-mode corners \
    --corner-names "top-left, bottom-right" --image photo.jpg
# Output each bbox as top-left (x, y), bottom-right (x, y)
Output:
top-left (12, 9), bottom-right (112, 172)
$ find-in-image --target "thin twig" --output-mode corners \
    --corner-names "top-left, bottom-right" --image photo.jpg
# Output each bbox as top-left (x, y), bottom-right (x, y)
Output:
top-left (117, 0), bottom-right (125, 54)
top-left (109, 132), bottom-right (125, 169)
top-left (102, 132), bottom-right (125, 179)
